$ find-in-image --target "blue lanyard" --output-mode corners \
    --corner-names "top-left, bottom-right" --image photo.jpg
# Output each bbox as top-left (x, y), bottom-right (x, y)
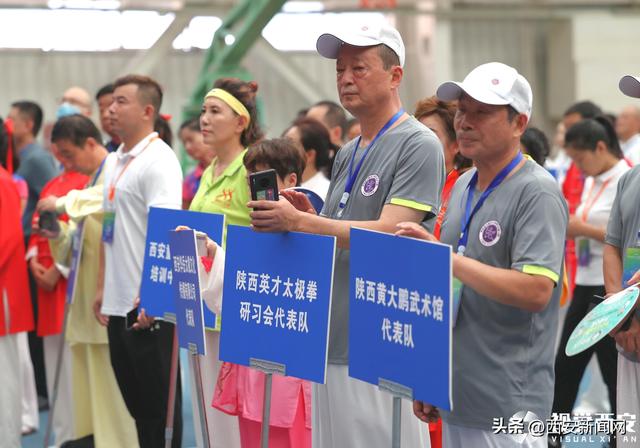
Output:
top-left (338, 109), bottom-right (404, 211)
top-left (91, 157), bottom-right (106, 187)
top-left (457, 151), bottom-right (523, 255)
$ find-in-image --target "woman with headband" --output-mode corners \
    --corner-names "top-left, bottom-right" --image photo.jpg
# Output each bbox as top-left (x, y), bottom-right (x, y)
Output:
top-left (188, 78), bottom-right (261, 448)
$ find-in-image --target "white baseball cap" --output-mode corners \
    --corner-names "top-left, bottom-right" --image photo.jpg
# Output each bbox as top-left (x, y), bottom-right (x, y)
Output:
top-left (316, 21), bottom-right (405, 67)
top-left (437, 62), bottom-right (533, 120)
top-left (619, 75), bottom-right (640, 98)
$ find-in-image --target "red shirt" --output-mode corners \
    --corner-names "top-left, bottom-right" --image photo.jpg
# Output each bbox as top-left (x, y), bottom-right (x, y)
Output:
top-left (28, 171), bottom-right (88, 336)
top-left (0, 166), bottom-right (34, 335)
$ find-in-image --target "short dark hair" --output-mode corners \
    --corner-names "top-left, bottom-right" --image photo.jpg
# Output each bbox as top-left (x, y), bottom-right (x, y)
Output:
top-left (414, 96), bottom-right (472, 171)
top-left (244, 138), bottom-right (306, 186)
top-left (563, 101), bottom-right (602, 120)
top-left (11, 101), bottom-right (43, 137)
top-left (113, 74), bottom-right (163, 119)
top-left (520, 127), bottom-right (550, 166)
top-left (95, 83), bottom-right (114, 101)
top-left (564, 115), bottom-right (623, 159)
top-left (312, 100), bottom-right (348, 136)
top-left (179, 117), bottom-right (200, 133)
top-left (284, 117), bottom-right (335, 171)
top-left (377, 44), bottom-right (400, 70)
top-left (212, 78), bottom-right (263, 147)
top-left (154, 115), bottom-right (173, 147)
top-left (51, 114), bottom-right (103, 147)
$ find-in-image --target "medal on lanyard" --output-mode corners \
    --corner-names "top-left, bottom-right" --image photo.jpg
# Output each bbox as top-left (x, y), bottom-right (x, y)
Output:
top-left (336, 109), bottom-right (404, 218)
top-left (452, 151), bottom-right (524, 325)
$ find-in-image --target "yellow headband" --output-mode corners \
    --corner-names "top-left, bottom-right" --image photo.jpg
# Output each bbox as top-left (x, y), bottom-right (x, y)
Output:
top-left (204, 88), bottom-right (251, 127)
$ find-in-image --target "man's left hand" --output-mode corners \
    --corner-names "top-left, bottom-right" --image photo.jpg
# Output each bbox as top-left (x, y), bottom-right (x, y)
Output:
top-left (131, 297), bottom-right (155, 331)
top-left (33, 265), bottom-right (61, 292)
top-left (248, 197), bottom-right (302, 233)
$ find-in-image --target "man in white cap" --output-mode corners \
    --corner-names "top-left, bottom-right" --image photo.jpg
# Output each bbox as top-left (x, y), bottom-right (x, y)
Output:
top-left (603, 74), bottom-right (640, 448)
top-left (249, 19), bottom-right (444, 448)
top-left (398, 62), bottom-right (568, 447)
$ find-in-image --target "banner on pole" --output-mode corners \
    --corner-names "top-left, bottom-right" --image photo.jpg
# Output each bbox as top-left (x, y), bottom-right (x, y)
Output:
top-left (219, 225), bottom-right (336, 384)
top-left (170, 230), bottom-right (207, 355)
top-left (140, 207), bottom-right (224, 329)
top-left (349, 228), bottom-right (452, 410)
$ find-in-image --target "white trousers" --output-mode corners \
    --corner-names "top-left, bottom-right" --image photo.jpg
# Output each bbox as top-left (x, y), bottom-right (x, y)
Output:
top-left (18, 331), bottom-right (39, 432)
top-left (443, 421), bottom-right (546, 448)
top-left (617, 354), bottom-right (640, 448)
top-left (0, 333), bottom-right (21, 447)
top-left (190, 330), bottom-right (241, 448)
top-left (312, 364), bottom-right (428, 448)
top-left (43, 333), bottom-right (75, 447)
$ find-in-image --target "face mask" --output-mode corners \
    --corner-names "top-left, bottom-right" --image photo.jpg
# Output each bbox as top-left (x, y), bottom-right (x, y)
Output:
top-left (56, 102), bottom-right (81, 119)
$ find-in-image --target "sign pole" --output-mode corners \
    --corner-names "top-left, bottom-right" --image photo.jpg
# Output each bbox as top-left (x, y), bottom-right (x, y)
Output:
top-left (43, 304), bottom-right (69, 448)
top-left (391, 396), bottom-right (402, 448)
top-left (260, 372), bottom-right (273, 448)
top-left (164, 327), bottom-right (179, 448)
top-left (190, 344), bottom-right (211, 447)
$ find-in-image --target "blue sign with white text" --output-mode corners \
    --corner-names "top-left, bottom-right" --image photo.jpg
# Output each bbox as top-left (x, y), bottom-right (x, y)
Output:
top-left (349, 228), bottom-right (452, 410)
top-left (219, 225), bottom-right (336, 384)
top-left (170, 230), bottom-right (206, 355)
top-left (140, 207), bottom-right (224, 329)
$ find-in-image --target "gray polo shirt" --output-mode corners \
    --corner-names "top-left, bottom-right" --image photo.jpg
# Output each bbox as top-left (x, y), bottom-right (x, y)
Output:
top-left (321, 116), bottom-right (445, 364)
top-left (605, 165), bottom-right (640, 362)
top-left (438, 159), bottom-right (568, 430)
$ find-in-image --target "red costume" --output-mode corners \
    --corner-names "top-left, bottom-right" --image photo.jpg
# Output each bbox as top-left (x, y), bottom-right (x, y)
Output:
top-left (0, 166), bottom-right (34, 335)
top-left (28, 171), bottom-right (88, 336)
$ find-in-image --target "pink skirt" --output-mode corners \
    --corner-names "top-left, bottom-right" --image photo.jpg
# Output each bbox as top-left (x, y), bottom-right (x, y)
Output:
top-left (213, 362), bottom-right (311, 448)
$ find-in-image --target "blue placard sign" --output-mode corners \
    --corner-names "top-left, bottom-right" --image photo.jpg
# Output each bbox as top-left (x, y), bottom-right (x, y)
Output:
top-left (349, 228), bottom-right (452, 410)
top-left (140, 207), bottom-right (224, 328)
top-left (219, 225), bottom-right (336, 384)
top-left (170, 230), bottom-right (207, 355)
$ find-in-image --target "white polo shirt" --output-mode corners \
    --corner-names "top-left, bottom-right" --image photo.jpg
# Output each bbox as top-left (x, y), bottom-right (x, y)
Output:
top-left (101, 132), bottom-right (182, 316)
top-left (575, 159), bottom-right (630, 286)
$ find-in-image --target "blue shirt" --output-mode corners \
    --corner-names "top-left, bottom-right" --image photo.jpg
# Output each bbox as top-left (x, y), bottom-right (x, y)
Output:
top-left (16, 142), bottom-right (58, 238)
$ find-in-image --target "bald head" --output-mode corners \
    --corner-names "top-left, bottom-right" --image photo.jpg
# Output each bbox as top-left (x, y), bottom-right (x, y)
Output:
top-left (616, 105), bottom-right (640, 142)
top-left (62, 86), bottom-right (92, 117)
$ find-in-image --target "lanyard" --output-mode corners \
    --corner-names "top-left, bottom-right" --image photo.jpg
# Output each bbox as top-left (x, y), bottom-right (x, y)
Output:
top-left (91, 157), bottom-right (106, 188)
top-left (107, 136), bottom-right (158, 202)
top-left (457, 151), bottom-right (524, 255)
top-left (338, 109), bottom-right (404, 211)
top-left (580, 176), bottom-right (613, 222)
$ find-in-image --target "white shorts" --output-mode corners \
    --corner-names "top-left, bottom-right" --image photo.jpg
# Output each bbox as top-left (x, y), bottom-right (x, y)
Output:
top-left (312, 364), bottom-right (428, 448)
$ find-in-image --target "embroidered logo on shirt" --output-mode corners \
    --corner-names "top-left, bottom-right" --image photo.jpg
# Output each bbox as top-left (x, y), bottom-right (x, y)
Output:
top-left (361, 174), bottom-right (380, 197)
top-left (214, 189), bottom-right (234, 207)
top-left (479, 220), bottom-right (501, 246)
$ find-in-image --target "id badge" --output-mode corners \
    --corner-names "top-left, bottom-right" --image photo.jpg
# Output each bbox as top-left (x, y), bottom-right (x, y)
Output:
top-left (623, 247), bottom-right (640, 287)
top-left (102, 211), bottom-right (116, 243)
top-left (452, 277), bottom-right (463, 327)
top-left (577, 238), bottom-right (591, 267)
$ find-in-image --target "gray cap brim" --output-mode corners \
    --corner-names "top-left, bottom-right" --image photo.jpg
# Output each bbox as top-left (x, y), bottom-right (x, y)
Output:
top-left (619, 75), bottom-right (640, 99)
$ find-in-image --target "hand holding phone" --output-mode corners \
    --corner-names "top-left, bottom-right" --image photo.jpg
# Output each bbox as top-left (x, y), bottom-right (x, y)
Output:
top-left (38, 210), bottom-right (61, 234)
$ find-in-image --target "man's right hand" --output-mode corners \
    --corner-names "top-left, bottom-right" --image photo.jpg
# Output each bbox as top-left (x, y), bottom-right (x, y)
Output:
top-left (413, 400), bottom-right (440, 423)
top-left (37, 195), bottom-right (59, 214)
top-left (93, 290), bottom-right (109, 326)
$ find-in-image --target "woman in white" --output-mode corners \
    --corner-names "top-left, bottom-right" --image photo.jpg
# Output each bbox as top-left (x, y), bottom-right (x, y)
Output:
top-left (550, 116), bottom-right (630, 439)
